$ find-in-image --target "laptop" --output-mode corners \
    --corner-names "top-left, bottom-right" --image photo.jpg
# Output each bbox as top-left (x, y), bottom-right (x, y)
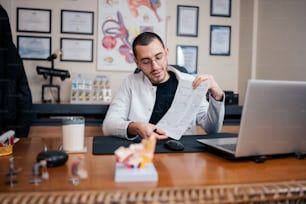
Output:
top-left (198, 79), bottom-right (306, 158)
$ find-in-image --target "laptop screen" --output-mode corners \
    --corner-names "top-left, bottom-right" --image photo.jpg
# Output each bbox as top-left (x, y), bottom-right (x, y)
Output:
top-left (235, 79), bottom-right (306, 157)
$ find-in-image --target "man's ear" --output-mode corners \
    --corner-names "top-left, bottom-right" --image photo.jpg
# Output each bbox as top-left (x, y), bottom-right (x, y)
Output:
top-left (134, 56), bottom-right (140, 65)
top-left (165, 48), bottom-right (169, 57)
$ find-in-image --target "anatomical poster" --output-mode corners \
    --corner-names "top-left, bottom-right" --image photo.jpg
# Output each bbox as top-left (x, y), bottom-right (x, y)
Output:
top-left (97, 0), bottom-right (166, 71)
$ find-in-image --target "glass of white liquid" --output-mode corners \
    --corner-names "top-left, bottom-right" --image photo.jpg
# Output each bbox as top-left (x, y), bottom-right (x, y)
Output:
top-left (62, 117), bottom-right (85, 152)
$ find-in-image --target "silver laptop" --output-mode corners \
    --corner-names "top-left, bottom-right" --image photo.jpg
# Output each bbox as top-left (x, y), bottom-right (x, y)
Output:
top-left (198, 79), bottom-right (306, 158)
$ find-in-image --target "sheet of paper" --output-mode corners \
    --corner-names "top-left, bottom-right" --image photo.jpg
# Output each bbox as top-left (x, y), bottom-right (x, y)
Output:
top-left (156, 79), bottom-right (210, 140)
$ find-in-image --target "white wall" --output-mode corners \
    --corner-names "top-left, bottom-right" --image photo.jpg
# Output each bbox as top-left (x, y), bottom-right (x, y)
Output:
top-left (2, 0), bottom-right (306, 105)
top-left (238, 0), bottom-right (306, 104)
top-left (256, 0), bottom-right (306, 81)
top-left (1, 0), bottom-right (240, 103)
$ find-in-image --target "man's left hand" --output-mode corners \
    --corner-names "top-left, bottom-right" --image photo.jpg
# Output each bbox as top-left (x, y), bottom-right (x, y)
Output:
top-left (192, 74), bottom-right (224, 101)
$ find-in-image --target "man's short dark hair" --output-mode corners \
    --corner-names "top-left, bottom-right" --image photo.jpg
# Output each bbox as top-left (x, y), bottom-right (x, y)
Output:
top-left (132, 32), bottom-right (165, 57)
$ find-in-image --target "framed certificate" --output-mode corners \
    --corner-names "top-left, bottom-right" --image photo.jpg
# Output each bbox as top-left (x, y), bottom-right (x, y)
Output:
top-left (176, 5), bottom-right (199, 37)
top-left (176, 45), bottom-right (198, 74)
top-left (60, 38), bottom-right (93, 62)
top-left (17, 35), bottom-right (51, 60)
top-left (209, 25), bottom-right (231, 56)
top-left (17, 8), bottom-right (51, 33)
top-left (210, 0), bottom-right (232, 17)
top-left (61, 10), bottom-right (94, 35)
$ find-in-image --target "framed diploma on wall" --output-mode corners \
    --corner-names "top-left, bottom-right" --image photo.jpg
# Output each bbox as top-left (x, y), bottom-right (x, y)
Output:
top-left (17, 35), bottom-right (51, 60)
top-left (176, 45), bottom-right (198, 74)
top-left (209, 25), bottom-right (231, 56)
top-left (60, 38), bottom-right (93, 62)
top-left (17, 8), bottom-right (51, 33)
top-left (176, 5), bottom-right (199, 37)
top-left (61, 10), bottom-right (94, 35)
top-left (210, 0), bottom-right (231, 17)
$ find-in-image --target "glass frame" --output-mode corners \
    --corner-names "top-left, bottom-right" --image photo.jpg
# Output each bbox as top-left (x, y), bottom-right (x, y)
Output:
top-left (209, 25), bottom-right (231, 56)
top-left (17, 7), bottom-right (51, 33)
top-left (17, 35), bottom-right (51, 60)
top-left (176, 5), bottom-right (199, 37)
top-left (210, 0), bottom-right (232, 17)
top-left (61, 10), bottom-right (94, 35)
top-left (60, 38), bottom-right (94, 62)
top-left (176, 45), bottom-right (198, 74)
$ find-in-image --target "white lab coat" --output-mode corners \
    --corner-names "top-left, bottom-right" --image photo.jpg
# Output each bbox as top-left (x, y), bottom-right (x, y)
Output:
top-left (102, 66), bottom-right (225, 139)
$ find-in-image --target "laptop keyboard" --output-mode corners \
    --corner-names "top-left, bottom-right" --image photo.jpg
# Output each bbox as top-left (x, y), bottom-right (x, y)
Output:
top-left (218, 143), bottom-right (237, 152)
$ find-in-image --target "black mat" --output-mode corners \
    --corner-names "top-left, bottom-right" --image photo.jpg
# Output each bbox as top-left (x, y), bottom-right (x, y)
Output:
top-left (92, 133), bottom-right (238, 155)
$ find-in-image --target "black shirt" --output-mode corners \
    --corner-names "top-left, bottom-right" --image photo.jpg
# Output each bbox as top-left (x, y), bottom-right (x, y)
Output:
top-left (149, 71), bottom-right (178, 124)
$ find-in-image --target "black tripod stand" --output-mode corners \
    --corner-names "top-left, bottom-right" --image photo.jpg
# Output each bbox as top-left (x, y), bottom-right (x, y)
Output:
top-left (37, 54), bottom-right (70, 103)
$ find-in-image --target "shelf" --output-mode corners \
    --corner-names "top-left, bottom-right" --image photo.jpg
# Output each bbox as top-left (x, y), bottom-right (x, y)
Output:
top-left (31, 103), bottom-right (242, 126)
top-left (31, 103), bottom-right (109, 126)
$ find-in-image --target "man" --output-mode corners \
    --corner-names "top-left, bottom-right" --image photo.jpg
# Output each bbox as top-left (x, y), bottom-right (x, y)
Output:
top-left (103, 32), bottom-right (224, 140)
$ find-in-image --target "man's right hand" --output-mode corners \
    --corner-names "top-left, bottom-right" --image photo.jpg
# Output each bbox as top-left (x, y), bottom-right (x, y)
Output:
top-left (127, 121), bottom-right (168, 140)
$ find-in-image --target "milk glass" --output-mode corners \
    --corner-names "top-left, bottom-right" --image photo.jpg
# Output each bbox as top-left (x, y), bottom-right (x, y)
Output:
top-left (62, 117), bottom-right (85, 152)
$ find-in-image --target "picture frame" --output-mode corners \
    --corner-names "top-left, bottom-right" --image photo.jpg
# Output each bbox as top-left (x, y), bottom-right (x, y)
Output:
top-left (17, 35), bottom-right (51, 60)
top-left (176, 45), bottom-right (198, 74)
top-left (60, 38), bottom-right (93, 62)
top-left (209, 25), bottom-right (231, 56)
top-left (176, 5), bottom-right (199, 37)
top-left (210, 0), bottom-right (231, 17)
top-left (17, 7), bottom-right (51, 33)
top-left (61, 10), bottom-right (94, 35)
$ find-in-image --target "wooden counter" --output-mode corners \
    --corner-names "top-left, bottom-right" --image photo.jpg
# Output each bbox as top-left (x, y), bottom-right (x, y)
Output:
top-left (0, 126), bottom-right (305, 203)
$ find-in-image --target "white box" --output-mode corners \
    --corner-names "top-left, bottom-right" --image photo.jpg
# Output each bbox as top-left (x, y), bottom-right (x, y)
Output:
top-left (114, 163), bottom-right (158, 182)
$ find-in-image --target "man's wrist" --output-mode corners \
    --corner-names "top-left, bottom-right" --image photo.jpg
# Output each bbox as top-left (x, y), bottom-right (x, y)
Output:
top-left (209, 87), bottom-right (224, 101)
top-left (214, 94), bottom-right (224, 101)
top-left (127, 121), bottom-right (136, 138)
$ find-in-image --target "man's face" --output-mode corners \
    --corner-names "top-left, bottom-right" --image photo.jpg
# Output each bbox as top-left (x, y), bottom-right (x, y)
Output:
top-left (134, 38), bottom-right (169, 84)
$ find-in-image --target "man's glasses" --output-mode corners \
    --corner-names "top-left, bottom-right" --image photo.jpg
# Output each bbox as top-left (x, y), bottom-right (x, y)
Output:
top-left (139, 53), bottom-right (165, 68)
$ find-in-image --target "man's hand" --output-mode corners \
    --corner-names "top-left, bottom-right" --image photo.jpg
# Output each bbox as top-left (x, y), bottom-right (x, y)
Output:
top-left (127, 121), bottom-right (168, 140)
top-left (192, 74), bottom-right (224, 101)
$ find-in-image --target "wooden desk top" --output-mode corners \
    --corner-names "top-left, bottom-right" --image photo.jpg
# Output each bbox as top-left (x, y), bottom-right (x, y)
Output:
top-left (1, 126), bottom-right (305, 203)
